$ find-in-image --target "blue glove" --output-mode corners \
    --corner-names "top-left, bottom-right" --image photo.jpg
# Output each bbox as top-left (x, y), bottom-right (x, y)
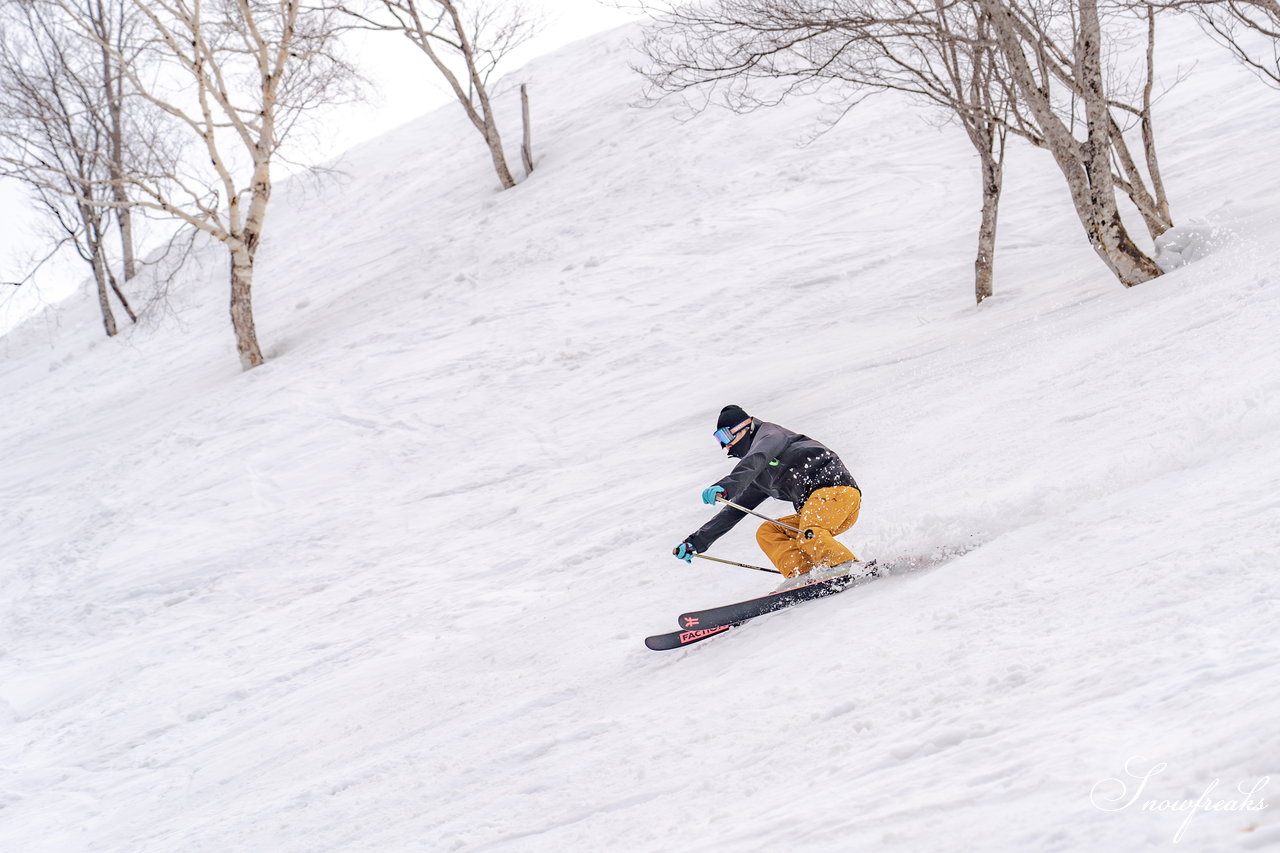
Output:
top-left (673, 542), bottom-right (696, 562)
top-left (702, 485), bottom-right (725, 505)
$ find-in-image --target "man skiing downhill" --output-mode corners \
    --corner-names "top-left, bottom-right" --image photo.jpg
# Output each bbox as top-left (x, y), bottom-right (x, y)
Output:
top-left (673, 405), bottom-right (863, 580)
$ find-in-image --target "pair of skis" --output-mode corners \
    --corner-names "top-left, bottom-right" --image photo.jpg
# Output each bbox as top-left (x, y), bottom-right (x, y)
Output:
top-left (644, 561), bottom-right (877, 651)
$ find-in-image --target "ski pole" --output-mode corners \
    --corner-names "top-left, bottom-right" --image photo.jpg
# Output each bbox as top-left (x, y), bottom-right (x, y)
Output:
top-left (715, 494), bottom-right (810, 538)
top-left (693, 553), bottom-right (781, 575)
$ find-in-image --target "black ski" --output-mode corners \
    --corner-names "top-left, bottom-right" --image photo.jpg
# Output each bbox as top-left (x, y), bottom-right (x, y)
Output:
top-left (677, 562), bottom-right (876, 632)
top-left (644, 562), bottom-right (877, 651)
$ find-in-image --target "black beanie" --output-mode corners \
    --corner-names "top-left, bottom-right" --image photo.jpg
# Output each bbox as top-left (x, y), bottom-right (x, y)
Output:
top-left (717, 405), bottom-right (751, 430)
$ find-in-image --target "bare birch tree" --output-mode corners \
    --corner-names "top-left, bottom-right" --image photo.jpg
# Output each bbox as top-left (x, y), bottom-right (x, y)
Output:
top-left (863, 2), bottom-right (1015, 303)
top-left (104, 0), bottom-right (356, 370)
top-left (641, 1), bottom-right (1016, 303)
top-left (338, 0), bottom-right (537, 189)
top-left (976, 0), bottom-right (1163, 286)
top-left (0, 0), bottom-right (140, 335)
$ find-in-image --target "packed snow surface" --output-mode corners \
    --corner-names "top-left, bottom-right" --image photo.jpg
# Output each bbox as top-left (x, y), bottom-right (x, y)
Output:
top-left (2, 20), bottom-right (1278, 853)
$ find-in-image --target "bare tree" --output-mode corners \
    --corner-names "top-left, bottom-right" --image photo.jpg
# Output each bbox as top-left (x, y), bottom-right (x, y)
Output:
top-left (641, 1), bottom-right (1017, 303)
top-left (976, 0), bottom-right (1163, 286)
top-left (101, 0), bottom-right (357, 370)
top-left (883, 2), bottom-right (1014, 303)
top-left (843, 2), bottom-right (1017, 304)
top-left (0, 0), bottom-right (139, 336)
top-left (640, 0), bottom-right (1174, 299)
top-left (339, 0), bottom-right (538, 189)
top-left (648, 0), bottom-right (1176, 289)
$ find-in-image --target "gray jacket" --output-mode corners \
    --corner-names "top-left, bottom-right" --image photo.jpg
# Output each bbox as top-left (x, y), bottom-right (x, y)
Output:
top-left (687, 421), bottom-right (858, 553)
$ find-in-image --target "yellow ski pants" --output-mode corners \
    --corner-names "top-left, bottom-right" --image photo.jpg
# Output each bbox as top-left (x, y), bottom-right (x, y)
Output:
top-left (756, 486), bottom-right (861, 578)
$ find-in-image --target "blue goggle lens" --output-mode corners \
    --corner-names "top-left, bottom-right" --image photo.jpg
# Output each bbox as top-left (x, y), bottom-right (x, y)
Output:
top-left (713, 418), bottom-right (751, 447)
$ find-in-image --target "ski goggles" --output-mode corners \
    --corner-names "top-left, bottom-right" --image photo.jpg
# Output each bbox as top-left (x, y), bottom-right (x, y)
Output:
top-left (713, 418), bottom-right (752, 447)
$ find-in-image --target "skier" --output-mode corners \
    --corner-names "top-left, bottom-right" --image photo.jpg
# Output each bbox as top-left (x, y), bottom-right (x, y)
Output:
top-left (673, 405), bottom-right (863, 580)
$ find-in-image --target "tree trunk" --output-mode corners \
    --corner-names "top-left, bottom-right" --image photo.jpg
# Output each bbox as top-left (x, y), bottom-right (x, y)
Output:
top-left (95, 0), bottom-right (137, 280)
top-left (975, 146), bottom-right (1002, 304)
top-left (227, 159), bottom-right (271, 371)
top-left (108, 266), bottom-right (137, 323)
top-left (78, 197), bottom-right (120, 336)
top-left (91, 251), bottom-right (119, 337)
top-left (114, 206), bottom-right (136, 280)
top-left (1108, 113), bottom-right (1172, 242)
top-left (1103, 6), bottom-right (1172, 243)
top-left (1075, 0), bottom-right (1163, 286)
top-left (521, 83), bottom-right (534, 178)
top-left (229, 242), bottom-right (264, 370)
top-left (107, 46), bottom-right (136, 279)
top-left (1140, 6), bottom-right (1172, 234)
top-left (97, 237), bottom-right (137, 323)
top-left (481, 117), bottom-right (516, 189)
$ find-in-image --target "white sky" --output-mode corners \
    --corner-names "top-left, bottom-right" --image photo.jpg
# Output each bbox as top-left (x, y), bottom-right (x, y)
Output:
top-left (0, 0), bottom-right (641, 332)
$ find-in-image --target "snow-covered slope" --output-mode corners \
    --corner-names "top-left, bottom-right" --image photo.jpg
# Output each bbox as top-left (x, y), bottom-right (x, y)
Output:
top-left (2, 20), bottom-right (1278, 853)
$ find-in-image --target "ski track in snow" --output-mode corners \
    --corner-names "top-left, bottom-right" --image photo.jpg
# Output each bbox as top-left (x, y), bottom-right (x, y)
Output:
top-left (2, 18), bottom-right (1279, 853)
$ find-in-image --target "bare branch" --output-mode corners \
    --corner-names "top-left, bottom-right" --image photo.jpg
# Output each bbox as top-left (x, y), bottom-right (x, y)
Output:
top-left (1148, 0), bottom-right (1280, 87)
top-left (335, 0), bottom-right (541, 188)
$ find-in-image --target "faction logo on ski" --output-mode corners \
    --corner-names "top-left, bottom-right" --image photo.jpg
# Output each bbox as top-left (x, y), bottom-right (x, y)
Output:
top-left (681, 615), bottom-right (700, 628)
top-left (679, 626), bottom-right (730, 643)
